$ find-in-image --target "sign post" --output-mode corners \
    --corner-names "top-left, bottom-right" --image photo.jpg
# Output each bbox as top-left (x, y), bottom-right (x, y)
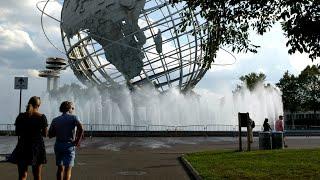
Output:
top-left (238, 112), bottom-right (250, 151)
top-left (14, 77), bottom-right (28, 113)
top-left (238, 113), bottom-right (242, 151)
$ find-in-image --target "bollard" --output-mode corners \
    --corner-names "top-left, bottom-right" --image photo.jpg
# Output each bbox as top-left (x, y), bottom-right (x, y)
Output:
top-left (259, 132), bottom-right (272, 150)
top-left (271, 132), bottom-right (284, 149)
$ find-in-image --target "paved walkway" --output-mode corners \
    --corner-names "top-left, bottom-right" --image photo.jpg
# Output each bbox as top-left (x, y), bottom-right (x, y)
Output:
top-left (0, 136), bottom-right (319, 179)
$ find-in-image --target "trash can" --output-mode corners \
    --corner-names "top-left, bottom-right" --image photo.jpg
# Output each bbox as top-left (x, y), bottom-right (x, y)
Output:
top-left (259, 132), bottom-right (272, 150)
top-left (271, 132), bottom-right (284, 149)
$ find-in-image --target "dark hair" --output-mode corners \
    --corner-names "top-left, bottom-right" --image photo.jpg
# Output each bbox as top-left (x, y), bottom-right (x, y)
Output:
top-left (264, 118), bottom-right (268, 123)
top-left (59, 101), bottom-right (73, 113)
top-left (26, 96), bottom-right (41, 115)
top-left (279, 115), bottom-right (283, 119)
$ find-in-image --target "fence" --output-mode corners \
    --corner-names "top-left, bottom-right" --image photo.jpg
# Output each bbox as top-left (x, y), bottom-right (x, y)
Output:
top-left (285, 125), bottom-right (320, 131)
top-left (0, 124), bottom-right (14, 131)
top-left (0, 123), bottom-right (263, 132)
top-left (70, 124), bottom-right (262, 132)
top-left (11, 124), bottom-right (320, 132)
top-left (3, 123), bottom-right (320, 137)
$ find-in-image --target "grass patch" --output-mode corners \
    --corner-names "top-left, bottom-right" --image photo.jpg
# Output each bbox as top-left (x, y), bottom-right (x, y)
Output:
top-left (185, 149), bottom-right (320, 180)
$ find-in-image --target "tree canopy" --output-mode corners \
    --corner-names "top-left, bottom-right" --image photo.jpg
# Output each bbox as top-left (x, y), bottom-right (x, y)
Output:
top-left (277, 65), bottom-right (320, 113)
top-left (236, 72), bottom-right (267, 91)
top-left (169, 0), bottom-right (320, 67)
top-left (298, 65), bottom-right (320, 113)
top-left (276, 71), bottom-right (301, 112)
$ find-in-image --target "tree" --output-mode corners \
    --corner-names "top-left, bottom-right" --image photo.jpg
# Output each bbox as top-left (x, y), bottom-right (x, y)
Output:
top-left (298, 65), bottom-right (320, 116)
top-left (169, 0), bottom-right (320, 67)
top-left (276, 71), bottom-right (301, 113)
top-left (277, 66), bottom-right (320, 125)
top-left (280, 1), bottom-right (320, 60)
top-left (238, 72), bottom-right (266, 91)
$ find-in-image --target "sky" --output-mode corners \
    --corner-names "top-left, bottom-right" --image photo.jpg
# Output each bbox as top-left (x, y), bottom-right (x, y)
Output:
top-left (0, 0), bottom-right (319, 122)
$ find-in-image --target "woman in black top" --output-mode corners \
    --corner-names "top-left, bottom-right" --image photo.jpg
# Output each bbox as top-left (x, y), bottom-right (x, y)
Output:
top-left (263, 118), bottom-right (272, 132)
top-left (14, 96), bottom-right (48, 180)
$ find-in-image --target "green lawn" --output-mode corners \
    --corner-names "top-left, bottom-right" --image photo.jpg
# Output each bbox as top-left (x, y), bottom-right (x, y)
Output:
top-left (184, 149), bottom-right (320, 180)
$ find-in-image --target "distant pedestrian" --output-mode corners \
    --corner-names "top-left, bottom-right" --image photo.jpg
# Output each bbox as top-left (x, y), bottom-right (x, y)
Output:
top-left (263, 118), bottom-right (272, 132)
top-left (49, 101), bottom-right (84, 180)
top-left (248, 118), bottom-right (255, 143)
top-left (12, 96), bottom-right (48, 180)
top-left (275, 115), bottom-right (287, 147)
top-left (275, 115), bottom-right (284, 132)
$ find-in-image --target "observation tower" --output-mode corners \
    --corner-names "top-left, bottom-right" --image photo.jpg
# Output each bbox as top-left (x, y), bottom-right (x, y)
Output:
top-left (39, 57), bottom-right (67, 91)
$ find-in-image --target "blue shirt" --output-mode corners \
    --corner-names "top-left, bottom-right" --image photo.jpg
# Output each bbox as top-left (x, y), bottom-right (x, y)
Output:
top-left (50, 113), bottom-right (81, 143)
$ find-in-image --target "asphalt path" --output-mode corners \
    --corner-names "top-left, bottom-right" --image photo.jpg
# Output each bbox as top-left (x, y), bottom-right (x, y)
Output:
top-left (0, 136), bottom-right (319, 179)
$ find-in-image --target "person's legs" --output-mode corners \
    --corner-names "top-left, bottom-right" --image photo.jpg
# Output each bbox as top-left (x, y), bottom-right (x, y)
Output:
top-left (283, 133), bottom-right (288, 148)
top-left (61, 143), bottom-right (75, 180)
top-left (63, 166), bottom-right (73, 180)
top-left (17, 163), bottom-right (28, 180)
top-left (57, 165), bottom-right (64, 180)
top-left (32, 164), bottom-right (42, 180)
top-left (249, 127), bottom-right (253, 143)
top-left (55, 142), bottom-right (65, 180)
top-left (55, 142), bottom-right (75, 180)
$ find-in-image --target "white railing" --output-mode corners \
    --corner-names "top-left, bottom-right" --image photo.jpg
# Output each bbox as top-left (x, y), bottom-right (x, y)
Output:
top-left (0, 124), bottom-right (263, 132)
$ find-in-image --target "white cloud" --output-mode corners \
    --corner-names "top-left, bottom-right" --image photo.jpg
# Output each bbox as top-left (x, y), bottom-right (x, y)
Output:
top-left (0, 25), bottom-right (44, 69)
top-left (0, 0), bottom-right (65, 69)
top-left (257, 68), bottom-right (266, 74)
top-left (0, 26), bottom-right (39, 52)
top-left (27, 69), bottom-right (40, 78)
top-left (288, 53), bottom-right (319, 72)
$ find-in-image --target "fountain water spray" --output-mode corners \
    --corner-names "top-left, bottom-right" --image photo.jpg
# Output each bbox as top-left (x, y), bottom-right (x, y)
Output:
top-left (40, 83), bottom-right (283, 131)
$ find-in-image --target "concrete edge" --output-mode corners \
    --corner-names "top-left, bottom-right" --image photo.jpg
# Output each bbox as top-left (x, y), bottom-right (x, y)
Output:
top-left (179, 155), bottom-right (202, 180)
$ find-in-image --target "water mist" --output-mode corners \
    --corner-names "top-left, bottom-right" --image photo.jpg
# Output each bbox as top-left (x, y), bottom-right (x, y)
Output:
top-left (40, 83), bottom-right (283, 131)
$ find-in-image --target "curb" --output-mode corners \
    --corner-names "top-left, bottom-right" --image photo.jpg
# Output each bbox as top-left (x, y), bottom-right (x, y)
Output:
top-left (179, 155), bottom-right (202, 180)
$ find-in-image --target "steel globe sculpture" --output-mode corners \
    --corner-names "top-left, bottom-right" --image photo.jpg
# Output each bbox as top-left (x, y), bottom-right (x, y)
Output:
top-left (59, 0), bottom-right (208, 92)
top-left (38, 0), bottom-right (208, 92)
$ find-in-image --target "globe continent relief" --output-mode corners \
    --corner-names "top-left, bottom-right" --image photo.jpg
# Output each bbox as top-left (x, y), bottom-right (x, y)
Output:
top-left (60, 0), bottom-right (208, 92)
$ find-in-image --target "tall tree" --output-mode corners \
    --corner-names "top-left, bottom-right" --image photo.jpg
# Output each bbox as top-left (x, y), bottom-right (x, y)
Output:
top-left (238, 72), bottom-right (266, 91)
top-left (280, 1), bottom-right (320, 60)
top-left (276, 71), bottom-right (301, 113)
top-left (169, 0), bottom-right (320, 67)
top-left (298, 65), bottom-right (320, 117)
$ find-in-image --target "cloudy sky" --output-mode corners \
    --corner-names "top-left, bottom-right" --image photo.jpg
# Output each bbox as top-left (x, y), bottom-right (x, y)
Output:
top-left (0, 0), bottom-right (319, 122)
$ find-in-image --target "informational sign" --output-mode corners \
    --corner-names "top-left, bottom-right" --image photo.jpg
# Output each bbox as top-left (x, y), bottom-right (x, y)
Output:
top-left (14, 77), bottom-right (28, 90)
top-left (238, 112), bottom-right (250, 127)
top-left (14, 77), bottom-right (28, 113)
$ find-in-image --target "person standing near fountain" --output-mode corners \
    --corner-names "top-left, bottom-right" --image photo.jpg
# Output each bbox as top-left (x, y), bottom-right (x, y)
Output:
top-left (49, 101), bottom-right (84, 180)
top-left (12, 96), bottom-right (48, 180)
top-left (275, 115), bottom-right (287, 147)
top-left (275, 115), bottom-right (284, 132)
top-left (263, 118), bottom-right (272, 132)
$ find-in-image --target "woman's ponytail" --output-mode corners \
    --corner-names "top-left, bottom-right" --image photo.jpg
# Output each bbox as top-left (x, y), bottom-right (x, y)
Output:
top-left (25, 96), bottom-right (41, 116)
top-left (26, 103), bottom-right (33, 116)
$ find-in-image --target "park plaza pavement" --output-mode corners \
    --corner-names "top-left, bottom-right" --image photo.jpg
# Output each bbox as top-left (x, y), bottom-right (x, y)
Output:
top-left (0, 136), bottom-right (320, 179)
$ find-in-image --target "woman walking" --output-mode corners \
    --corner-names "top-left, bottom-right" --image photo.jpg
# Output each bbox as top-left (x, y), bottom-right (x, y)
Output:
top-left (13, 96), bottom-right (48, 180)
top-left (49, 101), bottom-right (84, 180)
